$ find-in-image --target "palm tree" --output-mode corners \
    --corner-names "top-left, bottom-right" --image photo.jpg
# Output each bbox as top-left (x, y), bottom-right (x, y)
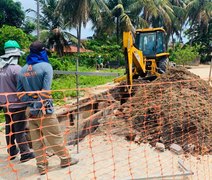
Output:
top-left (27, 0), bottom-right (62, 31)
top-left (185, 0), bottom-right (212, 45)
top-left (27, 0), bottom-right (71, 56)
top-left (39, 0), bottom-right (62, 29)
top-left (38, 0), bottom-right (68, 56)
top-left (21, 18), bottom-right (37, 34)
top-left (129, 0), bottom-right (174, 44)
top-left (92, 0), bottom-right (139, 43)
top-left (112, 4), bottom-right (135, 44)
top-left (91, 10), bottom-right (116, 39)
top-left (57, 0), bottom-right (110, 52)
top-left (169, 0), bottom-right (187, 45)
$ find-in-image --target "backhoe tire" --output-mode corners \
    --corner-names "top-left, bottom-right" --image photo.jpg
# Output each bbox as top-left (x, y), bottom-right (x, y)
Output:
top-left (133, 74), bottom-right (139, 79)
top-left (158, 57), bottom-right (169, 74)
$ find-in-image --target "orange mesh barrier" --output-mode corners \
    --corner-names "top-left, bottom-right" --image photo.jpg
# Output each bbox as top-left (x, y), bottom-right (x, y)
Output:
top-left (0, 77), bottom-right (211, 179)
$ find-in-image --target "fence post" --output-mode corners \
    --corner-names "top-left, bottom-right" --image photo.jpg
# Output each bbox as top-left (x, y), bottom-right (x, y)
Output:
top-left (208, 53), bottom-right (212, 85)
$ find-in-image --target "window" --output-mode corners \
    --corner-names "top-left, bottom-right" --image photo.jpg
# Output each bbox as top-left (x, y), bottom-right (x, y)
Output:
top-left (156, 32), bottom-right (165, 54)
top-left (135, 32), bottom-right (156, 56)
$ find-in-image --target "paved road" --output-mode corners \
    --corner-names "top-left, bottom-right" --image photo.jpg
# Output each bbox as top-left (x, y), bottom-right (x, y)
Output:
top-left (188, 65), bottom-right (211, 80)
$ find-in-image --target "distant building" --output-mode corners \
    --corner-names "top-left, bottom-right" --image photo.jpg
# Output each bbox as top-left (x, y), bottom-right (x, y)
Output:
top-left (52, 45), bottom-right (92, 54)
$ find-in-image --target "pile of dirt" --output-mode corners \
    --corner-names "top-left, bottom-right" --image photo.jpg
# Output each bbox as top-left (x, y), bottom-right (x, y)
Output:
top-left (114, 67), bottom-right (212, 155)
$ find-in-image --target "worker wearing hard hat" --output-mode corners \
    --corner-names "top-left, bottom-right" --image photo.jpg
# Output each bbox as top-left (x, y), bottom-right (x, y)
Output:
top-left (0, 40), bottom-right (35, 162)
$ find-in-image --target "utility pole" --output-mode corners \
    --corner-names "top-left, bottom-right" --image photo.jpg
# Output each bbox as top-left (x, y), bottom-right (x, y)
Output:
top-left (76, 19), bottom-right (82, 154)
top-left (116, 17), bottom-right (119, 45)
top-left (208, 42), bottom-right (212, 85)
top-left (208, 52), bottom-right (212, 85)
top-left (36, 0), bottom-right (40, 40)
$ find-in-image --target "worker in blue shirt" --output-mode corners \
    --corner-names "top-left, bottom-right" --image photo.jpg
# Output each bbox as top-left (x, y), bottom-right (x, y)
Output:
top-left (17, 41), bottom-right (78, 175)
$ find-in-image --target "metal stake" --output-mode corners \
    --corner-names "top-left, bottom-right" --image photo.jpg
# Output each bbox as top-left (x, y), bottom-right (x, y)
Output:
top-left (208, 53), bottom-right (212, 85)
top-left (76, 20), bottom-right (82, 154)
top-left (129, 159), bottom-right (194, 180)
top-left (36, 0), bottom-right (40, 40)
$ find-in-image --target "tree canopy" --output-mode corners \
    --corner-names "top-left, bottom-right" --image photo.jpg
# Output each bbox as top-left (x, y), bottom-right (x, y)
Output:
top-left (0, 25), bottom-right (31, 54)
top-left (1, 0), bottom-right (211, 61)
top-left (0, 0), bottom-right (25, 27)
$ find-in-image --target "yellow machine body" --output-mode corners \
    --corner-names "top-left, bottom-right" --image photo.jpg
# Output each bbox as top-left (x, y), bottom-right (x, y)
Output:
top-left (114, 28), bottom-right (169, 93)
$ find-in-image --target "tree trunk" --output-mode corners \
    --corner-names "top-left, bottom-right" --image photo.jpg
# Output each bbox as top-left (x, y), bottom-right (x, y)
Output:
top-left (189, 19), bottom-right (196, 46)
top-left (76, 19), bottom-right (82, 153)
top-left (116, 17), bottom-right (120, 44)
top-left (77, 22), bottom-right (81, 53)
top-left (36, 0), bottom-right (40, 40)
top-left (172, 33), bottom-right (175, 50)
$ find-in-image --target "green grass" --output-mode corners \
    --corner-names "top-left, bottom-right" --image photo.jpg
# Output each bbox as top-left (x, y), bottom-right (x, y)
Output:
top-left (51, 67), bottom-right (124, 103)
top-left (52, 67), bottom-right (124, 90)
top-left (0, 110), bottom-right (4, 123)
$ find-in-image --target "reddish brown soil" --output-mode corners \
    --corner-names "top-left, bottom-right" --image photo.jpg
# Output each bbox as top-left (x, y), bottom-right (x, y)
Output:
top-left (111, 68), bottom-right (212, 155)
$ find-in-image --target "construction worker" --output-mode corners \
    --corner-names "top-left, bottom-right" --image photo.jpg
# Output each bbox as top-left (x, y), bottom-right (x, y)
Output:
top-left (0, 40), bottom-right (35, 162)
top-left (96, 55), bottom-right (103, 70)
top-left (156, 35), bottom-right (164, 54)
top-left (17, 41), bottom-right (78, 175)
top-left (147, 36), bottom-right (155, 52)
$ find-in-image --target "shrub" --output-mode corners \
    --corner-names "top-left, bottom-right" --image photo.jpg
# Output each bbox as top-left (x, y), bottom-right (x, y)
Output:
top-left (170, 45), bottom-right (200, 66)
top-left (83, 39), bottom-right (125, 67)
top-left (0, 25), bottom-right (32, 54)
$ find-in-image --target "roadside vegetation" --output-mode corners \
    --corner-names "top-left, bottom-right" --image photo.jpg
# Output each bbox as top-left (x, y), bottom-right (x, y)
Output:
top-left (169, 44), bottom-right (200, 66)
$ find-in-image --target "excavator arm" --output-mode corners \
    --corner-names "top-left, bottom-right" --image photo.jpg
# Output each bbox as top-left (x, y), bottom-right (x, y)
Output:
top-left (114, 31), bottom-right (146, 93)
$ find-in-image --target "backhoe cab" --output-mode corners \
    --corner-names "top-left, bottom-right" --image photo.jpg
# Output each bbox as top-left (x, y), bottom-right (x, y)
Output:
top-left (114, 28), bottom-right (169, 93)
top-left (135, 28), bottom-right (169, 74)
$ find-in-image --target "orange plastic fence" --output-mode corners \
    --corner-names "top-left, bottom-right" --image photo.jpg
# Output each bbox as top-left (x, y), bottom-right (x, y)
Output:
top-left (0, 80), bottom-right (211, 179)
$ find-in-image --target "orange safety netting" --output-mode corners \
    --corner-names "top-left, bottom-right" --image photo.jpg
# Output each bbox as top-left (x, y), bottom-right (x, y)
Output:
top-left (0, 70), bottom-right (211, 179)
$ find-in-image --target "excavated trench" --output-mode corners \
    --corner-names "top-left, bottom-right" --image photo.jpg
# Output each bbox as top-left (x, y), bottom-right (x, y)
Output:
top-left (56, 85), bottom-right (126, 145)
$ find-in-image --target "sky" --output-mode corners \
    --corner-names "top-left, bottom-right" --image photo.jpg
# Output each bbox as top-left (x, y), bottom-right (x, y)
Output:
top-left (16, 0), bottom-right (188, 43)
top-left (16, 0), bottom-right (94, 39)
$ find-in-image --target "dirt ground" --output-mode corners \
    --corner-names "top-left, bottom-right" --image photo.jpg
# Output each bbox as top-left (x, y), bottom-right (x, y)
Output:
top-left (0, 65), bottom-right (211, 180)
top-left (0, 133), bottom-right (211, 180)
top-left (114, 67), bottom-right (212, 155)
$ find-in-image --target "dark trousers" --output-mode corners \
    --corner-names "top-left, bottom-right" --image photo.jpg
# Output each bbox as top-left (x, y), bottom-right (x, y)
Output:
top-left (3, 107), bottom-right (31, 157)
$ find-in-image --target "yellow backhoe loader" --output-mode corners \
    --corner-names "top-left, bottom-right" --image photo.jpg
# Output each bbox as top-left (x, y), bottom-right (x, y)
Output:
top-left (115, 28), bottom-right (169, 93)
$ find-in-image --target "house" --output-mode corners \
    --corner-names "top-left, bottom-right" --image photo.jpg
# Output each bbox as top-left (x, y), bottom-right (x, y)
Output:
top-left (52, 45), bottom-right (92, 54)
top-left (64, 45), bottom-right (92, 53)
